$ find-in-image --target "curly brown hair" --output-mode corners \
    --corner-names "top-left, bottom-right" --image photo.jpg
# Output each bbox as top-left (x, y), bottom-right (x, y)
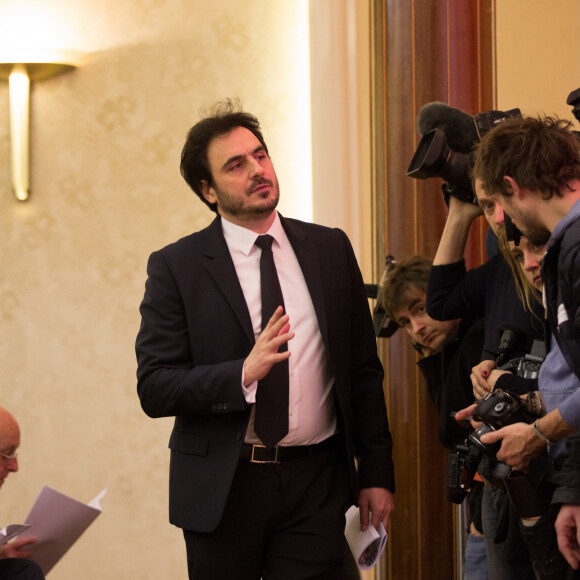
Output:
top-left (472, 115), bottom-right (580, 200)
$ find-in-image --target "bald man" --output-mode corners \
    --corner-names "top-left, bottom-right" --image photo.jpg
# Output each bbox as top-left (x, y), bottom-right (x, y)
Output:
top-left (0, 407), bottom-right (45, 579)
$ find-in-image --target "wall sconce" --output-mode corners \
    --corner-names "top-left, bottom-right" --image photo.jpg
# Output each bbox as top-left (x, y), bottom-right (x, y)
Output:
top-left (0, 50), bottom-right (83, 201)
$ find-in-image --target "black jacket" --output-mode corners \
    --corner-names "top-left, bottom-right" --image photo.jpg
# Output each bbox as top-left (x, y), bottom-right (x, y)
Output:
top-left (427, 257), bottom-right (544, 362)
top-left (136, 215), bottom-right (395, 532)
top-left (417, 318), bottom-right (485, 450)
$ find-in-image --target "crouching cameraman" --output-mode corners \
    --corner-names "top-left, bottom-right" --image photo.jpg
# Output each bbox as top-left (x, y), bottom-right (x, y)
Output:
top-left (380, 255), bottom-right (488, 579)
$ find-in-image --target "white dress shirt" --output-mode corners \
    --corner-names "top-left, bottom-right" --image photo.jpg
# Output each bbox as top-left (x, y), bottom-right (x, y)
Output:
top-left (221, 212), bottom-right (337, 446)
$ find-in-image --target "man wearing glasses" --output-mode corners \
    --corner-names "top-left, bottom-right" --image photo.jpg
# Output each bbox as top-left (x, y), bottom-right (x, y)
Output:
top-left (0, 406), bottom-right (45, 579)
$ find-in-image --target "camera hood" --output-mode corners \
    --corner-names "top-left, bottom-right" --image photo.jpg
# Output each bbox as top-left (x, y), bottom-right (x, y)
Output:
top-left (407, 128), bottom-right (475, 204)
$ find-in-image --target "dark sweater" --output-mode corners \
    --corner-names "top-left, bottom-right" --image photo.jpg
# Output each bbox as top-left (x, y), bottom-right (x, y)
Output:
top-left (417, 317), bottom-right (486, 533)
top-left (417, 318), bottom-right (485, 450)
top-left (427, 256), bottom-right (544, 362)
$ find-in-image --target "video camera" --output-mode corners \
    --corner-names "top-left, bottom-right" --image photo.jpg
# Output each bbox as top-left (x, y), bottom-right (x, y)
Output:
top-left (567, 87), bottom-right (580, 126)
top-left (406, 87), bottom-right (580, 206)
top-left (406, 105), bottom-right (521, 205)
top-left (365, 255), bottom-right (399, 338)
top-left (447, 325), bottom-right (544, 503)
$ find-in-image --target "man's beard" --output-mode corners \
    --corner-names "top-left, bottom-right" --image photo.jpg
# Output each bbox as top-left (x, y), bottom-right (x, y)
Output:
top-left (522, 225), bottom-right (551, 246)
top-left (509, 203), bottom-right (551, 246)
top-left (214, 178), bottom-right (280, 218)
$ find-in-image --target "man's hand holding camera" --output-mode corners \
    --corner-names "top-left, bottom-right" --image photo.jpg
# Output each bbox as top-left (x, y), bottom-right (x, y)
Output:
top-left (448, 191), bottom-right (484, 221)
top-left (478, 422), bottom-right (546, 471)
top-left (455, 401), bottom-right (576, 472)
top-left (433, 195), bottom-right (484, 266)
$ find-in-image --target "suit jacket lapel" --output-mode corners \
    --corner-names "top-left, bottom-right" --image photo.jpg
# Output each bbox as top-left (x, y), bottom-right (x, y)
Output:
top-left (281, 217), bottom-right (330, 350)
top-left (201, 218), bottom-right (255, 343)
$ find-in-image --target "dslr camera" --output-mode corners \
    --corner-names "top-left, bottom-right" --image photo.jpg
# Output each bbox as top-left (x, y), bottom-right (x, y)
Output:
top-left (447, 325), bottom-right (544, 503)
top-left (468, 388), bottom-right (537, 457)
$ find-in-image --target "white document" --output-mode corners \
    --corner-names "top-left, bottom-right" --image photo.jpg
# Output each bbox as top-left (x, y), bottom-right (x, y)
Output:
top-left (0, 523), bottom-right (31, 546)
top-left (12, 486), bottom-right (107, 574)
top-left (344, 505), bottom-right (388, 570)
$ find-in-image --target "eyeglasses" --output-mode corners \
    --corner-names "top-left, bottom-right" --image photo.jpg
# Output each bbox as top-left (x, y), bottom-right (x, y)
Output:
top-left (0, 450), bottom-right (18, 461)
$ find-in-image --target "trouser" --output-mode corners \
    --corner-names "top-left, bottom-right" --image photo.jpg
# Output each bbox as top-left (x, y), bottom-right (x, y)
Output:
top-left (519, 503), bottom-right (580, 580)
top-left (481, 486), bottom-right (535, 580)
top-left (183, 443), bottom-right (351, 580)
top-left (464, 532), bottom-right (489, 580)
top-left (0, 558), bottom-right (45, 579)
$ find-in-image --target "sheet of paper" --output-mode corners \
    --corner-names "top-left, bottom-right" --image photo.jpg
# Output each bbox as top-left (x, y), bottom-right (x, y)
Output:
top-left (0, 523), bottom-right (31, 546)
top-left (344, 505), bottom-right (388, 570)
top-left (16, 486), bottom-right (107, 574)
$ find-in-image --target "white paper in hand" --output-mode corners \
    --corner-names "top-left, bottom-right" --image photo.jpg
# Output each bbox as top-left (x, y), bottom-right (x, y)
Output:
top-left (0, 523), bottom-right (31, 546)
top-left (19, 486), bottom-right (107, 574)
top-left (344, 505), bottom-right (388, 570)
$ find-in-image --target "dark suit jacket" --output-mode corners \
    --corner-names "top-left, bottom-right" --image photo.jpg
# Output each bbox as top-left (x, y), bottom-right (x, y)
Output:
top-left (136, 215), bottom-right (395, 533)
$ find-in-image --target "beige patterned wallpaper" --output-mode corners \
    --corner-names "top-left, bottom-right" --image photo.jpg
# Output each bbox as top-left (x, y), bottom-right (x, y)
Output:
top-left (496, 0), bottom-right (580, 121)
top-left (0, 1), bottom-right (310, 578)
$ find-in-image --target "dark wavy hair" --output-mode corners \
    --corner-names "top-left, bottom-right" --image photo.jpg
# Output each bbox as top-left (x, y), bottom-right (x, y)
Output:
top-left (180, 99), bottom-right (269, 212)
top-left (473, 115), bottom-right (580, 200)
top-left (379, 255), bottom-right (432, 323)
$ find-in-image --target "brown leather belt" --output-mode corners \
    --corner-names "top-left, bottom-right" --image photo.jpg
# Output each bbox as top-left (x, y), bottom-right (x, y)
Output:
top-left (240, 435), bottom-right (338, 464)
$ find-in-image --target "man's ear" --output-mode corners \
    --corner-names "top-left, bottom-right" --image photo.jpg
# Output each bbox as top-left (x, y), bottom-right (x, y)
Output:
top-left (200, 180), bottom-right (217, 205)
top-left (503, 176), bottom-right (521, 197)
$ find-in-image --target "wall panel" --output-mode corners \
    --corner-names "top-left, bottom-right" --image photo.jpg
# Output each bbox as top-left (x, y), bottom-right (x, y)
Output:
top-left (371, 1), bottom-right (494, 578)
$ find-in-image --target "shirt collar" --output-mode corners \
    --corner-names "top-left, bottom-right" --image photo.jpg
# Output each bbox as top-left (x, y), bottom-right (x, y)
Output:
top-left (551, 198), bottom-right (580, 242)
top-left (221, 211), bottom-right (286, 255)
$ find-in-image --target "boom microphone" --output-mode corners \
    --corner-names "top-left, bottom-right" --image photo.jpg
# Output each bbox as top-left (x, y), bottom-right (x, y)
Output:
top-left (416, 102), bottom-right (480, 154)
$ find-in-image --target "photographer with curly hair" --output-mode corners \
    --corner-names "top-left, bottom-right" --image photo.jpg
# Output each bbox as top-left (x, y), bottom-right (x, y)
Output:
top-left (464, 115), bottom-right (580, 577)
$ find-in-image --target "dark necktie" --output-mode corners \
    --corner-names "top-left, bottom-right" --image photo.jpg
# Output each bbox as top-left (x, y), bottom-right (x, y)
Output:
top-left (253, 234), bottom-right (289, 447)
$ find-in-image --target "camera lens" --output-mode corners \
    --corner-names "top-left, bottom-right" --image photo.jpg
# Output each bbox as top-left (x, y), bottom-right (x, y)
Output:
top-left (469, 424), bottom-right (501, 457)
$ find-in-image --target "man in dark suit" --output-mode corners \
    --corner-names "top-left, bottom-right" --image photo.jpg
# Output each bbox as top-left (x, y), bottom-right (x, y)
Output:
top-left (135, 100), bottom-right (395, 580)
